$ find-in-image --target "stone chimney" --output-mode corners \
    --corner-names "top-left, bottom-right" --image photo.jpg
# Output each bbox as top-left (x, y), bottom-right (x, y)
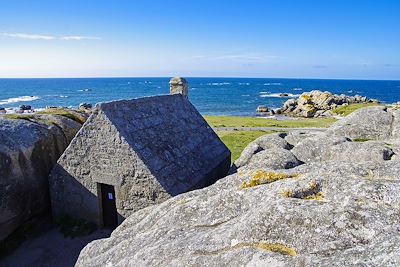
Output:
top-left (169, 77), bottom-right (188, 98)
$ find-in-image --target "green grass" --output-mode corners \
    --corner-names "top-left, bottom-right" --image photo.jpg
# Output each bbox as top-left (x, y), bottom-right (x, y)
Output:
top-left (3, 114), bottom-right (35, 121)
top-left (205, 116), bottom-right (336, 128)
top-left (216, 130), bottom-right (276, 161)
top-left (36, 108), bottom-right (86, 124)
top-left (353, 138), bottom-right (371, 142)
top-left (3, 109), bottom-right (86, 125)
top-left (331, 103), bottom-right (380, 116)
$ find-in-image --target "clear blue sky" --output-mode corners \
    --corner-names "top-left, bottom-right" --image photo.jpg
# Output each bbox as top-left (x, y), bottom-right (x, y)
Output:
top-left (0, 0), bottom-right (399, 79)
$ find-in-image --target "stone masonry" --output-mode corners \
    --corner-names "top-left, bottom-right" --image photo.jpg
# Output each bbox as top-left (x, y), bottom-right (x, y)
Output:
top-left (49, 81), bottom-right (231, 227)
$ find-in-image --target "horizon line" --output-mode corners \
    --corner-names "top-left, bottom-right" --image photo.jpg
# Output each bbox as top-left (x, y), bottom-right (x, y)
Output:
top-left (0, 76), bottom-right (399, 82)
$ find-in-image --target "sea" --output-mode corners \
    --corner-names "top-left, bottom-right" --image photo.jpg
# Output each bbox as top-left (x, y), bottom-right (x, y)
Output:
top-left (0, 77), bottom-right (399, 116)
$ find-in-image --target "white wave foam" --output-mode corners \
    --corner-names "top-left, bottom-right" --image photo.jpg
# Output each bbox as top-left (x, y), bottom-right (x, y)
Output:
top-left (292, 88), bottom-right (303, 91)
top-left (238, 83), bottom-right (250, 85)
top-left (264, 82), bottom-right (282, 86)
top-left (259, 91), bottom-right (271, 94)
top-left (241, 94), bottom-right (250, 97)
top-left (259, 93), bottom-right (299, 98)
top-left (59, 95), bottom-right (69, 98)
top-left (207, 82), bottom-right (231, 86)
top-left (78, 88), bottom-right (91, 92)
top-left (0, 95), bottom-right (39, 105)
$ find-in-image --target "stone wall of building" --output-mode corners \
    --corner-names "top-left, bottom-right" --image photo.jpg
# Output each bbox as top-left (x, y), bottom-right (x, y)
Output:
top-left (49, 94), bottom-right (231, 226)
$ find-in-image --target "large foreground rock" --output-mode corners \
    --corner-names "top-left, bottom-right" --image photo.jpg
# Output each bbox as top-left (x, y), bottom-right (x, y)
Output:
top-left (327, 106), bottom-right (399, 140)
top-left (0, 112), bottom-right (84, 241)
top-left (77, 107), bottom-right (400, 267)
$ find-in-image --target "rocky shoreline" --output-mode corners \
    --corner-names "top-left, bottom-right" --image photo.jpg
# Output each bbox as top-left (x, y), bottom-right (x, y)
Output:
top-left (260, 90), bottom-right (380, 118)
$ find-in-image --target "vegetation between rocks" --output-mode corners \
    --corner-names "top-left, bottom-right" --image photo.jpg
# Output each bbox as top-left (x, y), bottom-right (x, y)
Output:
top-left (205, 115), bottom-right (337, 128)
top-left (251, 242), bottom-right (297, 257)
top-left (331, 103), bottom-right (380, 116)
top-left (241, 170), bottom-right (297, 188)
top-left (36, 109), bottom-right (86, 124)
top-left (216, 130), bottom-right (274, 161)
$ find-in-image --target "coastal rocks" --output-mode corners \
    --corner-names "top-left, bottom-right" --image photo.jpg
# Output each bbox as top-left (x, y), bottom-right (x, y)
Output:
top-left (277, 90), bottom-right (373, 118)
top-left (246, 148), bottom-right (302, 169)
top-left (76, 105), bottom-right (400, 266)
top-left (327, 106), bottom-right (394, 140)
top-left (290, 135), bottom-right (349, 162)
top-left (0, 107), bottom-right (5, 114)
top-left (19, 105), bottom-right (32, 111)
top-left (0, 111), bottom-right (85, 241)
top-left (79, 103), bottom-right (93, 111)
top-left (234, 133), bottom-right (292, 168)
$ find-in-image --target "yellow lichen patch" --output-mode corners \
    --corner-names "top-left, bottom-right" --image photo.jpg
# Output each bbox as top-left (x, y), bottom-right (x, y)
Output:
top-left (282, 181), bottom-right (324, 201)
top-left (355, 198), bottom-right (365, 205)
top-left (202, 242), bottom-right (298, 257)
top-left (281, 189), bottom-right (294, 198)
top-left (366, 169), bottom-right (375, 179)
top-left (303, 192), bottom-right (324, 201)
top-left (175, 198), bottom-right (190, 205)
top-left (241, 170), bottom-right (296, 189)
top-left (252, 242), bottom-right (297, 257)
top-left (300, 94), bottom-right (312, 103)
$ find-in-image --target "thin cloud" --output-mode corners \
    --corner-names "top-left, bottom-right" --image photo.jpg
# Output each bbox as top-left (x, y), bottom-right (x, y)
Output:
top-left (188, 53), bottom-right (281, 62)
top-left (384, 64), bottom-right (398, 67)
top-left (61, 36), bottom-right (102, 41)
top-left (1, 33), bottom-right (55, 40)
top-left (312, 65), bottom-right (328, 69)
top-left (1, 32), bottom-right (101, 41)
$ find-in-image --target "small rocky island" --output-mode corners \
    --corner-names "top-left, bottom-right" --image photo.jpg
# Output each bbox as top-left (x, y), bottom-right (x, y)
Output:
top-left (264, 90), bottom-right (378, 118)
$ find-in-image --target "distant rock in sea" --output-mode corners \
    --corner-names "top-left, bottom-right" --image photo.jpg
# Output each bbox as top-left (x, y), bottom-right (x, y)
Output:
top-left (274, 90), bottom-right (376, 118)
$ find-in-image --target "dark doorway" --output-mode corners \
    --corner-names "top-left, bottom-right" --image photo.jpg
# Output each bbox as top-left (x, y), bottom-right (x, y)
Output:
top-left (100, 183), bottom-right (118, 229)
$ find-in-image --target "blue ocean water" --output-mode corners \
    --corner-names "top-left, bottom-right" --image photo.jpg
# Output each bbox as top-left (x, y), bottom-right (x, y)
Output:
top-left (0, 78), bottom-right (399, 116)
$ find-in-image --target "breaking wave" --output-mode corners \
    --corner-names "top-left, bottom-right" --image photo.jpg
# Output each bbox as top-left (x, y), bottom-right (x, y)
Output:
top-left (264, 82), bottom-right (282, 86)
top-left (207, 82), bottom-right (231, 86)
top-left (0, 95), bottom-right (39, 105)
top-left (259, 93), bottom-right (299, 98)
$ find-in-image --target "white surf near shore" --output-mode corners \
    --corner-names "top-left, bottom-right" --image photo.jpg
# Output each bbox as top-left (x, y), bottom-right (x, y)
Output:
top-left (0, 96), bottom-right (40, 106)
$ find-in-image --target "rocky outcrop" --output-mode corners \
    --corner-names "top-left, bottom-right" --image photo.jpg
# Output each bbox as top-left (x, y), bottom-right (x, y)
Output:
top-left (327, 106), bottom-right (399, 140)
top-left (76, 106), bottom-right (400, 266)
top-left (276, 90), bottom-right (374, 118)
top-left (0, 110), bottom-right (85, 241)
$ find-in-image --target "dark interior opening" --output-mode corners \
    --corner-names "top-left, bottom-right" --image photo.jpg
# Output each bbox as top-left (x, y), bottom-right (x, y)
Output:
top-left (99, 183), bottom-right (118, 229)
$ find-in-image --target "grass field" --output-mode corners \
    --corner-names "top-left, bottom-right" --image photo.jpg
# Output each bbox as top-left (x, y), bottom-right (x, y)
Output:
top-left (205, 116), bottom-right (337, 128)
top-left (216, 130), bottom-right (278, 162)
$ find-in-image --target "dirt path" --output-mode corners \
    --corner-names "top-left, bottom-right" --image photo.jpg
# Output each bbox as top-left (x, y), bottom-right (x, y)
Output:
top-left (1, 228), bottom-right (111, 267)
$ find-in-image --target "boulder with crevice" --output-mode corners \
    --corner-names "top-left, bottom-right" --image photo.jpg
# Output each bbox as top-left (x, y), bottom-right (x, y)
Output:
top-left (0, 111), bottom-right (84, 241)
